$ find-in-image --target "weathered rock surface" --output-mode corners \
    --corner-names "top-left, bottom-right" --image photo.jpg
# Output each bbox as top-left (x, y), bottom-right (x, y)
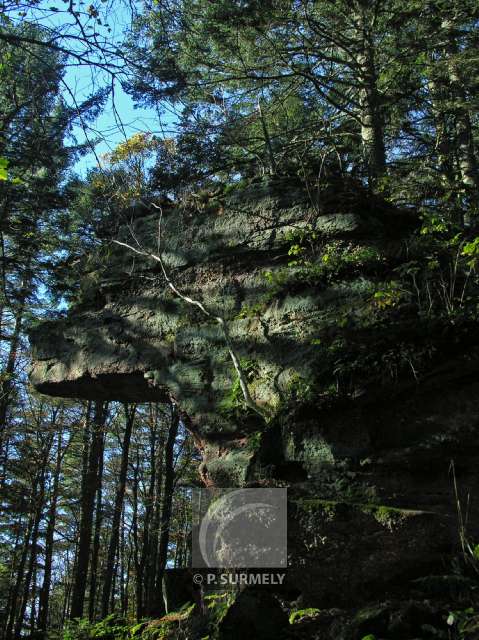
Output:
top-left (29, 177), bottom-right (479, 629)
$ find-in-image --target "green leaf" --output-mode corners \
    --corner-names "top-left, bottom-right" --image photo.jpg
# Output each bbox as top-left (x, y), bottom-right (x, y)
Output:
top-left (0, 157), bottom-right (9, 181)
top-left (289, 607), bottom-right (320, 624)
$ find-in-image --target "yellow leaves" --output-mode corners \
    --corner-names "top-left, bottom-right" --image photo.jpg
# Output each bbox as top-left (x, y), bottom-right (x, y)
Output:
top-left (106, 132), bottom-right (159, 165)
top-left (94, 132), bottom-right (169, 208)
top-left (90, 173), bottom-right (108, 190)
top-left (162, 137), bottom-right (177, 156)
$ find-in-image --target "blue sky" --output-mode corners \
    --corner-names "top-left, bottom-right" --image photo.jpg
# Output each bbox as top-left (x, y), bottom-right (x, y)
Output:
top-left (67, 79), bottom-right (166, 175)
top-left (58, 9), bottom-right (177, 175)
top-left (17, 0), bottom-right (178, 175)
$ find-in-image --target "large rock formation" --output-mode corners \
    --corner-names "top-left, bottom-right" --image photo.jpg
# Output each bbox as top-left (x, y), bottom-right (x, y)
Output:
top-left (30, 177), bottom-right (479, 635)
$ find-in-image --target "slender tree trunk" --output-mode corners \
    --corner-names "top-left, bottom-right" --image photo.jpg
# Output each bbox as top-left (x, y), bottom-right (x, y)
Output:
top-left (124, 549), bottom-right (131, 617)
top-left (146, 423), bottom-right (164, 615)
top-left (101, 404), bottom-right (136, 618)
top-left (441, 18), bottom-right (478, 195)
top-left (38, 428), bottom-right (65, 635)
top-left (0, 290), bottom-right (27, 460)
top-left (110, 550), bottom-right (118, 612)
top-left (354, 8), bottom-right (386, 180)
top-left (61, 551), bottom-right (73, 628)
top-left (29, 562), bottom-right (37, 635)
top-left (137, 406), bottom-right (158, 619)
top-left (154, 405), bottom-right (179, 617)
top-left (131, 453), bottom-right (141, 620)
top-left (120, 506), bottom-right (126, 615)
top-left (427, 69), bottom-right (456, 188)
top-left (81, 402), bottom-right (92, 488)
top-left (257, 99), bottom-right (277, 176)
top-left (70, 402), bottom-right (107, 620)
top-left (88, 428), bottom-right (105, 621)
top-left (0, 304), bottom-right (23, 429)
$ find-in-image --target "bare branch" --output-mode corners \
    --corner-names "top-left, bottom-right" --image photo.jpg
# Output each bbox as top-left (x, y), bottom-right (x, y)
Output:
top-left (113, 214), bottom-right (269, 421)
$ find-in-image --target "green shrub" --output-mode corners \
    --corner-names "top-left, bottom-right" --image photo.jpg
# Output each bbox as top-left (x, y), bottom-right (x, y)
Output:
top-left (289, 607), bottom-right (320, 624)
top-left (62, 615), bottom-right (129, 640)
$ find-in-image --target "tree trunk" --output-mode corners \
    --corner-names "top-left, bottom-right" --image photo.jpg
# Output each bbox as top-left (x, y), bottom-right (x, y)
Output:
top-left (154, 404), bottom-right (179, 617)
top-left (124, 548), bottom-right (131, 617)
top-left (38, 427), bottom-right (66, 635)
top-left (427, 69), bottom-right (456, 188)
top-left (137, 405), bottom-right (158, 619)
top-left (29, 562), bottom-right (37, 635)
top-left (442, 17), bottom-right (478, 195)
top-left (100, 404), bottom-right (136, 618)
top-left (61, 550), bottom-right (73, 628)
top-left (146, 421), bottom-right (164, 615)
top-left (120, 506), bottom-right (127, 615)
top-left (70, 402), bottom-right (107, 620)
top-left (354, 7), bottom-right (386, 180)
top-left (88, 428), bottom-right (105, 621)
top-left (131, 451), bottom-right (141, 620)
top-left (0, 291), bottom-right (27, 459)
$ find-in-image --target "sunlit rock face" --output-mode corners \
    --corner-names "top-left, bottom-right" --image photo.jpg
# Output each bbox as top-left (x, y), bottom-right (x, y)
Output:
top-left (29, 177), bottom-right (479, 612)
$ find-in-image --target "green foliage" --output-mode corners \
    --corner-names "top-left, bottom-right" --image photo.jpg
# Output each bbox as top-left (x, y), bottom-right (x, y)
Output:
top-left (289, 607), bottom-right (320, 624)
top-left (204, 593), bottom-right (234, 634)
top-left (62, 615), bottom-right (129, 640)
top-left (61, 606), bottom-right (206, 640)
top-left (246, 430), bottom-right (262, 452)
top-left (0, 156), bottom-right (22, 184)
top-left (420, 211), bottom-right (451, 236)
top-left (0, 156), bottom-right (8, 180)
top-left (140, 603), bottom-right (196, 640)
top-left (235, 301), bottom-right (267, 319)
top-left (316, 242), bottom-right (382, 278)
top-left (262, 238), bottom-right (383, 303)
top-left (62, 619), bottom-right (93, 640)
top-left (392, 230), bottom-right (479, 318)
top-left (461, 237), bottom-right (479, 269)
top-left (222, 178), bottom-right (250, 196)
top-left (372, 281), bottom-right (405, 310)
top-left (129, 622), bottom-right (148, 638)
top-left (446, 608), bottom-right (479, 639)
top-left (218, 359), bottom-right (259, 417)
top-left (285, 372), bottom-right (316, 404)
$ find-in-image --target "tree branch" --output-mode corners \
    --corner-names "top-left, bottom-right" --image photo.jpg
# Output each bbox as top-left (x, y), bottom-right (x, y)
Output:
top-left (113, 212), bottom-right (269, 421)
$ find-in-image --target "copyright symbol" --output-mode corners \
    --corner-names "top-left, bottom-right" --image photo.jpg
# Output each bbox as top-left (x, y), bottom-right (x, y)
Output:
top-left (193, 573), bottom-right (203, 585)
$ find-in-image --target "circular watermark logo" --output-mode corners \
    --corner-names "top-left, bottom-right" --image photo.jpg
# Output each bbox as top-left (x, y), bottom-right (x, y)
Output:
top-left (192, 488), bottom-right (287, 569)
